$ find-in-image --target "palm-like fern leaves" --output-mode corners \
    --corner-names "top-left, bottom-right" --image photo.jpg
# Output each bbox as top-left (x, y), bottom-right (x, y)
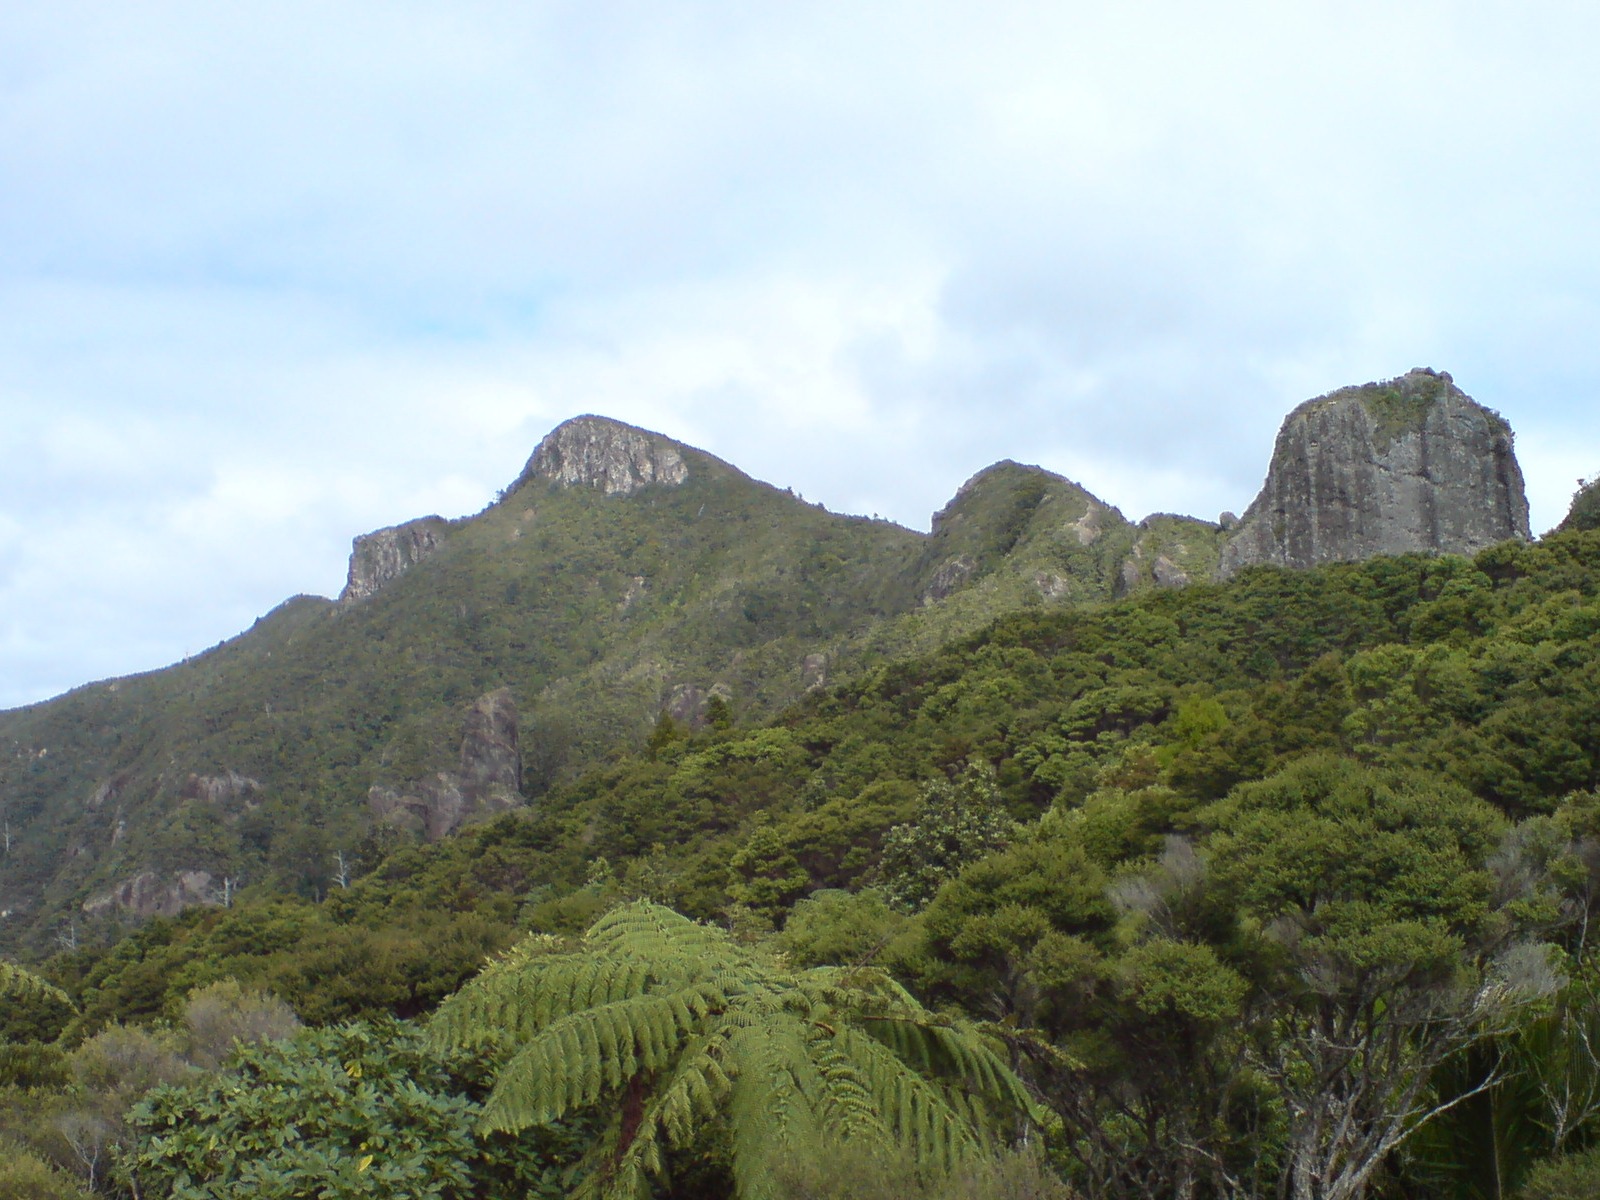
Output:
top-left (430, 902), bottom-right (1034, 1200)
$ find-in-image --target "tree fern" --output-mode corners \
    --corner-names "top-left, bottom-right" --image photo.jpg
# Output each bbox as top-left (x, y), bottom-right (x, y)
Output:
top-left (430, 901), bottom-right (1035, 1200)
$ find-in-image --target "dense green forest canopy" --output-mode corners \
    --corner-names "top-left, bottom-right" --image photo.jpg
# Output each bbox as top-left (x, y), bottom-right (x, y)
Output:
top-left (8, 525), bottom-right (1600, 1197)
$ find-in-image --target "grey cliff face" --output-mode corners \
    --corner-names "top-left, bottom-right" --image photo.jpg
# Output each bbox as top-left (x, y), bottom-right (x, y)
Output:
top-left (457, 687), bottom-right (523, 803)
top-left (367, 687), bottom-right (525, 841)
top-left (523, 415), bottom-right (689, 495)
top-left (1219, 369), bottom-right (1530, 577)
top-left (83, 869), bottom-right (219, 918)
top-left (339, 516), bottom-right (450, 604)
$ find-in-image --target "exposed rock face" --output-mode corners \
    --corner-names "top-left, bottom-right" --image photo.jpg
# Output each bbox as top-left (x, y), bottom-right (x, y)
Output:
top-left (920, 460), bottom-right (1132, 606)
top-left (1035, 571), bottom-right (1071, 599)
top-left (1071, 502), bottom-right (1108, 545)
top-left (1115, 515), bottom-right (1226, 596)
top-left (367, 688), bottom-right (525, 841)
top-left (922, 555), bottom-right (977, 603)
top-left (87, 775), bottom-right (126, 810)
top-left (663, 681), bottom-right (732, 728)
top-left (522, 415), bottom-right (689, 495)
top-left (83, 869), bottom-right (218, 918)
top-left (801, 653), bottom-right (828, 691)
top-left (1219, 369), bottom-right (1530, 577)
top-left (458, 688), bottom-right (523, 801)
top-left (181, 770), bottom-right (262, 807)
top-left (340, 516), bottom-right (450, 604)
top-left (1151, 556), bottom-right (1190, 588)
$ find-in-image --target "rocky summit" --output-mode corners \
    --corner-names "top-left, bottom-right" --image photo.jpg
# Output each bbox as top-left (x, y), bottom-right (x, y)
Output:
top-left (1219, 368), bottom-right (1530, 577)
top-left (339, 515), bottom-right (451, 604)
top-left (519, 414), bottom-right (690, 495)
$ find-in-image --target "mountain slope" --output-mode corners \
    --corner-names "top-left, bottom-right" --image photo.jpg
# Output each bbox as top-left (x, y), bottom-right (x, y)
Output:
top-left (0, 418), bottom-right (1154, 949)
top-left (0, 372), bottom-right (1536, 951)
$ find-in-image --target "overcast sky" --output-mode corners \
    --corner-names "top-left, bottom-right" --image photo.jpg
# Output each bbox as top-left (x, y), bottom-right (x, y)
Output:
top-left (3, 2), bottom-right (1599, 709)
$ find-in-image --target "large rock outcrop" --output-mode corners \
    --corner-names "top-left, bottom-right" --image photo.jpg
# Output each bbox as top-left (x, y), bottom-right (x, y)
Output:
top-left (339, 515), bottom-right (450, 604)
top-left (1219, 369), bottom-right (1530, 577)
top-left (368, 688), bottom-right (525, 840)
top-left (520, 415), bottom-right (689, 495)
top-left (83, 869), bottom-right (220, 918)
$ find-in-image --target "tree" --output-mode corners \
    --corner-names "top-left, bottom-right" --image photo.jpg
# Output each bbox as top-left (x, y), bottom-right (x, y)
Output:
top-left (0, 1139), bottom-right (93, 1200)
top-left (1557, 478), bottom-right (1600, 533)
top-left (1203, 756), bottom-right (1558, 1200)
top-left (429, 902), bottom-right (1036, 1200)
top-left (1518, 1143), bottom-right (1600, 1199)
top-left (912, 820), bottom-right (1252, 1200)
top-left (879, 763), bottom-right (1016, 912)
top-left (0, 962), bottom-right (72, 1014)
top-left (0, 961), bottom-right (75, 1046)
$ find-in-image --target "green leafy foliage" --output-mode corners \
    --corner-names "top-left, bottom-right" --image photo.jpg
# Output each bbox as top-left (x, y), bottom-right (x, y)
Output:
top-left (1518, 1143), bottom-right (1600, 1199)
top-left (1, 960), bottom-right (75, 1012)
top-left (0, 1139), bottom-right (94, 1200)
top-left (879, 763), bottom-right (1017, 911)
top-left (128, 1020), bottom-right (575, 1200)
top-left (8, 517), bottom-right (1600, 1198)
top-left (1558, 476), bottom-right (1600, 534)
top-left (1201, 757), bottom-right (1553, 1200)
top-left (772, 1140), bottom-right (1076, 1200)
top-left (0, 961), bottom-right (75, 1044)
top-left (430, 901), bottom-right (1037, 1200)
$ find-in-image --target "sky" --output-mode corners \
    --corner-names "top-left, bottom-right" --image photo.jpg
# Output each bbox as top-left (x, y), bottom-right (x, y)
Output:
top-left (3, 1), bottom-right (1599, 710)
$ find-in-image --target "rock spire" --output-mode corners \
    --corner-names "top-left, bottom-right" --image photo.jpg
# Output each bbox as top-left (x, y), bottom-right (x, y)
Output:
top-left (521, 415), bottom-right (689, 496)
top-left (1219, 369), bottom-right (1530, 577)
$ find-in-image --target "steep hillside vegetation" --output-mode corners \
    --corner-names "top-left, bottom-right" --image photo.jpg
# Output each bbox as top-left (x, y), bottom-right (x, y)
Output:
top-left (0, 419), bottom-right (1189, 953)
top-left (15, 524), bottom-right (1600, 1200)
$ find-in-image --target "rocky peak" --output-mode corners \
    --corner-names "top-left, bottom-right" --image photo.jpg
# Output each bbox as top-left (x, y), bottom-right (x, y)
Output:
top-left (339, 516), bottom-right (450, 604)
top-left (520, 415), bottom-right (689, 496)
top-left (1219, 369), bottom-right (1530, 577)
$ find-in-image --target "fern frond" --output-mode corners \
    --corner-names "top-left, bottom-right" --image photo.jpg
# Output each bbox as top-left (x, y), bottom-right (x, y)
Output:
top-left (434, 901), bottom-right (1028, 1200)
top-left (477, 985), bottom-right (718, 1132)
top-left (834, 1026), bottom-right (986, 1174)
top-left (860, 1016), bottom-right (1033, 1117)
top-left (727, 1018), bottom-right (826, 1200)
top-left (651, 1029), bottom-right (737, 1148)
top-left (807, 1027), bottom-right (891, 1148)
top-left (585, 902), bottom-right (734, 962)
top-left (431, 944), bottom-right (657, 1050)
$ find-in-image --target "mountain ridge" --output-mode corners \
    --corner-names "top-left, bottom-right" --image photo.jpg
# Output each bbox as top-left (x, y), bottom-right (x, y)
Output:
top-left (0, 372), bottom-right (1544, 950)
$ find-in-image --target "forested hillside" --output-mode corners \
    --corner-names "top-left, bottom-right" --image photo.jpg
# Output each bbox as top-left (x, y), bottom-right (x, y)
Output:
top-left (0, 417), bottom-right (1219, 957)
top-left (7, 512), bottom-right (1600, 1198)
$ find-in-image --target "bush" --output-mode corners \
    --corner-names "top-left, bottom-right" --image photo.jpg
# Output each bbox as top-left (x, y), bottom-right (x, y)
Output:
top-left (127, 1019), bottom-right (576, 1200)
top-left (1558, 477), bottom-right (1600, 533)
top-left (0, 1139), bottom-right (94, 1200)
top-left (1520, 1145), bottom-right (1600, 1200)
top-left (179, 978), bottom-right (299, 1068)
